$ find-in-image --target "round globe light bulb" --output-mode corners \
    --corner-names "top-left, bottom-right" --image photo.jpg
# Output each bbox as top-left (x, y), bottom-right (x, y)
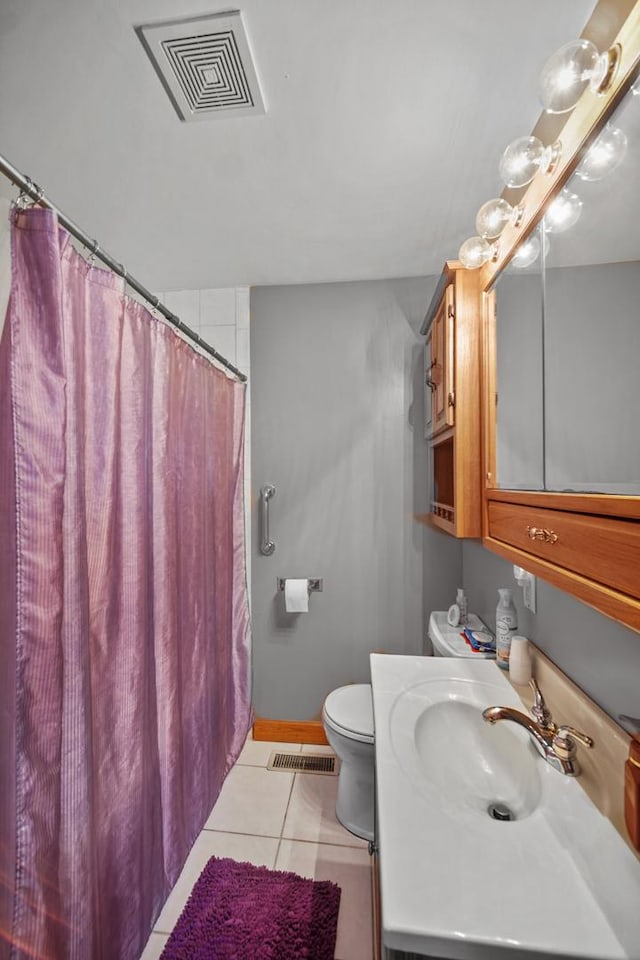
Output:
top-left (459, 236), bottom-right (493, 270)
top-left (475, 198), bottom-right (522, 239)
top-left (538, 39), bottom-right (610, 114)
top-left (544, 188), bottom-right (583, 233)
top-left (575, 125), bottom-right (627, 182)
top-left (511, 234), bottom-right (541, 269)
top-left (499, 136), bottom-right (558, 189)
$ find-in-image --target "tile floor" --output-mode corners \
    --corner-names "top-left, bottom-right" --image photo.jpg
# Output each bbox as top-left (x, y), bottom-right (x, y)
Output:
top-left (140, 735), bottom-right (374, 960)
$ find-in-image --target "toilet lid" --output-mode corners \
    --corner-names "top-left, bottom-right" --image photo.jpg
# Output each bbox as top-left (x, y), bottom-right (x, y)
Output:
top-left (323, 684), bottom-right (374, 740)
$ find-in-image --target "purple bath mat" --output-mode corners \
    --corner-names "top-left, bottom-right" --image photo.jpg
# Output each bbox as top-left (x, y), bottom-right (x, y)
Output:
top-left (160, 856), bottom-right (341, 960)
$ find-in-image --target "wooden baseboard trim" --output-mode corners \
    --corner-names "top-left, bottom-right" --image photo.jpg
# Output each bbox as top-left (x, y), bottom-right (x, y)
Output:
top-left (253, 718), bottom-right (328, 745)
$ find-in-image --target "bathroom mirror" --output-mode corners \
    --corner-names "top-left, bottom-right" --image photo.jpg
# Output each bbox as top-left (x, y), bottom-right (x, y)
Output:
top-left (493, 227), bottom-right (544, 491)
top-left (493, 80), bottom-right (640, 494)
top-left (481, 9), bottom-right (640, 636)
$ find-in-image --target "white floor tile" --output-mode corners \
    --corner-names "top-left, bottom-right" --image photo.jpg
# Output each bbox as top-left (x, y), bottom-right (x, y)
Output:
top-left (301, 743), bottom-right (336, 756)
top-left (237, 737), bottom-right (301, 767)
top-left (275, 840), bottom-right (373, 960)
top-left (205, 764), bottom-right (294, 837)
top-left (282, 772), bottom-right (367, 848)
top-left (139, 931), bottom-right (168, 959)
top-left (154, 829), bottom-right (279, 934)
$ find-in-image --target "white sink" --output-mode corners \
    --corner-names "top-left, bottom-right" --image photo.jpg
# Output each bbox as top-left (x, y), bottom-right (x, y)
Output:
top-left (371, 654), bottom-right (640, 960)
top-left (390, 677), bottom-right (542, 820)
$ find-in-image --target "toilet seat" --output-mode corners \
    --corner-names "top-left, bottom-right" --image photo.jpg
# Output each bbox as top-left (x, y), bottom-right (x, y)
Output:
top-left (323, 684), bottom-right (374, 744)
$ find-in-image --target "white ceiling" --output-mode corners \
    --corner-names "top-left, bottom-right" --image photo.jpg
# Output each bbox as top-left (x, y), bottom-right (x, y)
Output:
top-left (0, 0), bottom-right (595, 290)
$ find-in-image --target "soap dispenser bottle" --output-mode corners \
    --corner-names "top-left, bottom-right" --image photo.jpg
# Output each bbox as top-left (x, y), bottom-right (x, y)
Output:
top-left (496, 588), bottom-right (517, 671)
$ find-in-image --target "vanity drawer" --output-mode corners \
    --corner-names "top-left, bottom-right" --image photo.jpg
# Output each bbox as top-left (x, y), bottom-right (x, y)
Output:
top-left (487, 501), bottom-right (640, 600)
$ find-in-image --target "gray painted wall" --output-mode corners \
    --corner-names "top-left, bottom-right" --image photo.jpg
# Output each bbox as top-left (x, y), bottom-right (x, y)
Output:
top-left (249, 272), bottom-right (638, 726)
top-left (462, 540), bottom-right (640, 721)
top-left (250, 277), bottom-right (461, 720)
top-left (545, 260), bottom-right (640, 494)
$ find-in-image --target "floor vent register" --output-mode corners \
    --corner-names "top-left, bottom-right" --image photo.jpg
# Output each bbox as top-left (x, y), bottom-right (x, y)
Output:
top-left (267, 752), bottom-right (337, 775)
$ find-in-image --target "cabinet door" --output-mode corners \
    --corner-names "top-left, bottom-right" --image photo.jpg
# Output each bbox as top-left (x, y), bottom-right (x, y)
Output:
top-left (424, 335), bottom-right (433, 437)
top-left (432, 285), bottom-right (455, 435)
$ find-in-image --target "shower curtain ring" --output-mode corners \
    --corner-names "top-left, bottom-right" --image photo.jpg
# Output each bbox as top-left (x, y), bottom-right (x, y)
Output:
top-left (119, 263), bottom-right (128, 289)
top-left (88, 240), bottom-right (99, 266)
top-left (17, 175), bottom-right (36, 209)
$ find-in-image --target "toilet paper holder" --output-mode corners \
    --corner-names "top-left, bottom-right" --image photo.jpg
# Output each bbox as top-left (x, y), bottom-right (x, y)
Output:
top-left (277, 578), bottom-right (323, 593)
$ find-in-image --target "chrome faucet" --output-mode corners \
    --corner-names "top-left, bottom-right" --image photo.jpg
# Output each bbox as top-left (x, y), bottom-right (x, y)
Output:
top-left (482, 679), bottom-right (593, 776)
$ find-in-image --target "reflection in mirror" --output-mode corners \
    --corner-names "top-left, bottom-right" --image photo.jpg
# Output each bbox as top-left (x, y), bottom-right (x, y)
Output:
top-left (543, 84), bottom-right (640, 494)
top-left (493, 225), bottom-right (544, 490)
top-left (494, 78), bottom-right (640, 495)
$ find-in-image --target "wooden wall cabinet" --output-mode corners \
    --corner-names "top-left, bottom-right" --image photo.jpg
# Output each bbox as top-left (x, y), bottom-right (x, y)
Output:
top-left (484, 492), bottom-right (640, 633)
top-left (420, 261), bottom-right (482, 538)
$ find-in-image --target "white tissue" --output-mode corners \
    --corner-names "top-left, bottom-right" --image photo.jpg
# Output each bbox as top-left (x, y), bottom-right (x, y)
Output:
top-left (284, 579), bottom-right (309, 613)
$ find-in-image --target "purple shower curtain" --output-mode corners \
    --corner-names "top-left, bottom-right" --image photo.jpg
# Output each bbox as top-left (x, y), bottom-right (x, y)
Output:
top-left (0, 208), bottom-right (252, 960)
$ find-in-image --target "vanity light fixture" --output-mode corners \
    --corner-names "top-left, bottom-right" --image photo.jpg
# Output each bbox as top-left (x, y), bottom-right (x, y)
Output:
top-left (475, 198), bottom-right (524, 240)
top-left (510, 231), bottom-right (549, 269)
top-left (499, 136), bottom-right (560, 189)
top-left (575, 124), bottom-right (628, 180)
top-left (459, 34), bottom-right (623, 271)
top-left (458, 236), bottom-right (498, 270)
top-left (538, 39), bottom-right (620, 114)
top-left (543, 187), bottom-right (583, 233)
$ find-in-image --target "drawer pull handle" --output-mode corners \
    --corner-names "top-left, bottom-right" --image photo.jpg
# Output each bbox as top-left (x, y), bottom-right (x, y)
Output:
top-left (527, 525), bottom-right (558, 544)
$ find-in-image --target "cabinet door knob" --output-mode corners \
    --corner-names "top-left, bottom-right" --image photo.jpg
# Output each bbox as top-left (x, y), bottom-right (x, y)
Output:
top-left (447, 392), bottom-right (455, 407)
top-left (526, 525), bottom-right (558, 544)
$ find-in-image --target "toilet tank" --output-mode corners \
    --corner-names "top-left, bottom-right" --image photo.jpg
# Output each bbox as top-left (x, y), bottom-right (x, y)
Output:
top-left (427, 611), bottom-right (494, 658)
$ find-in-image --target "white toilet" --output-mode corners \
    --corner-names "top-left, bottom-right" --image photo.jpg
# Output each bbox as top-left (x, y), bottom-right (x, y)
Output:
top-left (322, 684), bottom-right (375, 842)
top-left (323, 614), bottom-right (492, 842)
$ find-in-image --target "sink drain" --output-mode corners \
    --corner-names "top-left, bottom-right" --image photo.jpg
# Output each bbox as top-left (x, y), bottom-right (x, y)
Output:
top-left (488, 802), bottom-right (514, 822)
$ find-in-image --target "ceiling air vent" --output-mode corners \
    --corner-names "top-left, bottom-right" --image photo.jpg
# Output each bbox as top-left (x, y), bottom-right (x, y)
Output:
top-left (136, 11), bottom-right (265, 121)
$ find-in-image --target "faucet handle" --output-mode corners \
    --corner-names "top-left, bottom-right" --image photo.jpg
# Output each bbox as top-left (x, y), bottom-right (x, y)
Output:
top-left (552, 724), bottom-right (594, 761)
top-left (529, 678), bottom-right (555, 730)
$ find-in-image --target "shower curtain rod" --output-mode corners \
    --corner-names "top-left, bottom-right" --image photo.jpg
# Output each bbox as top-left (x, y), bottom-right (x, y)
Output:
top-left (0, 151), bottom-right (247, 382)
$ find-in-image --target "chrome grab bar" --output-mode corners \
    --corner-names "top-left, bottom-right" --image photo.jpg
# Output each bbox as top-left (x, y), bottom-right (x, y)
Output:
top-left (259, 484), bottom-right (276, 556)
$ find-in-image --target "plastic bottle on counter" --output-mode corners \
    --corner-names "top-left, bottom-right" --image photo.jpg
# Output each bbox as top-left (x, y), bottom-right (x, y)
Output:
top-left (496, 588), bottom-right (517, 671)
top-left (509, 636), bottom-right (532, 685)
top-left (456, 588), bottom-right (468, 625)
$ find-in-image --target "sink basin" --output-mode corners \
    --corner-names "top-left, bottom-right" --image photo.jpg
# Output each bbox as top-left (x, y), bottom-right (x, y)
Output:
top-left (371, 654), bottom-right (640, 960)
top-left (389, 677), bottom-right (541, 820)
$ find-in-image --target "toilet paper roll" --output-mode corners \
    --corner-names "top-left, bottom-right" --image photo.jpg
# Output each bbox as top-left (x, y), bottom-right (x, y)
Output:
top-left (284, 578), bottom-right (309, 613)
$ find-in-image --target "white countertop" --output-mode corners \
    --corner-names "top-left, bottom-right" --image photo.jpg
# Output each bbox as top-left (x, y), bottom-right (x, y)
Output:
top-left (370, 654), bottom-right (640, 960)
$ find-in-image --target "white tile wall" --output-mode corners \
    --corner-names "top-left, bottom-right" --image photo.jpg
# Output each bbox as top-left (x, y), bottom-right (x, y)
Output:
top-left (156, 286), bottom-right (250, 379)
top-left (162, 290), bottom-right (199, 332)
top-left (200, 287), bottom-right (237, 326)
